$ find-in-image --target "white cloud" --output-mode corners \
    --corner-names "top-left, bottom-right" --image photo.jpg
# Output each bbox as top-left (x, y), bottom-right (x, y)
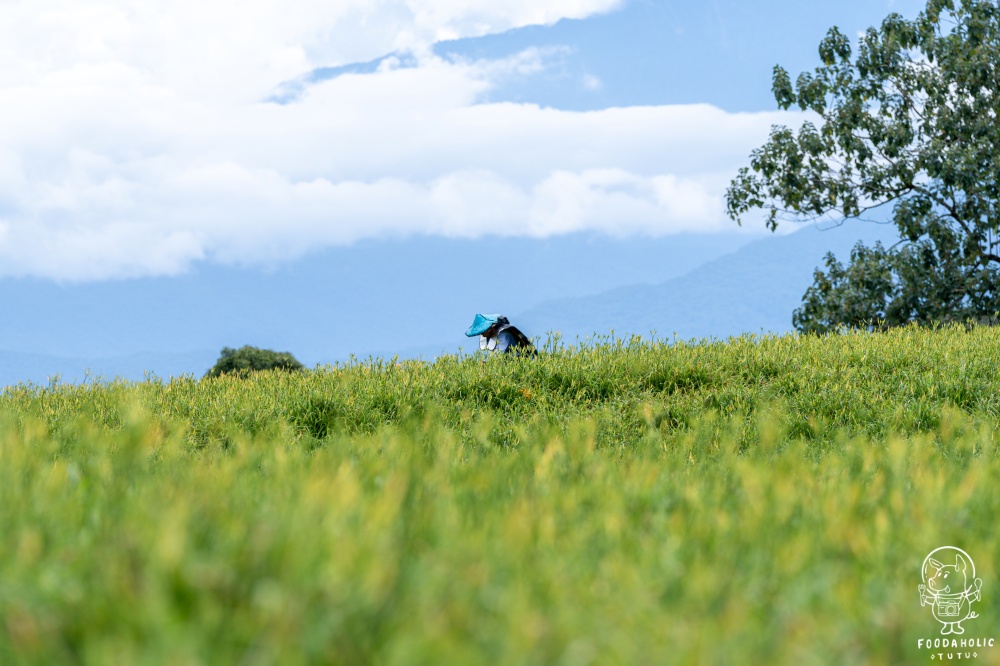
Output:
top-left (582, 74), bottom-right (603, 91)
top-left (0, 0), bottom-right (623, 96)
top-left (0, 0), bottom-right (804, 281)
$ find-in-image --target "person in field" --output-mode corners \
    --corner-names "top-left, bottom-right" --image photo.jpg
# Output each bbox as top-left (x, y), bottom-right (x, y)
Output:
top-left (465, 314), bottom-right (535, 356)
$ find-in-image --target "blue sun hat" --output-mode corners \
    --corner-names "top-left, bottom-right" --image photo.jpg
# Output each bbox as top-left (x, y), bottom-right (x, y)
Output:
top-left (466, 313), bottom-right (503, 337)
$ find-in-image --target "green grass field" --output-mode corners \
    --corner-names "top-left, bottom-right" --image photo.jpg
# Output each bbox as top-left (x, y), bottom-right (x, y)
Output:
top-left (3, 326), bottom-right (1000, 664)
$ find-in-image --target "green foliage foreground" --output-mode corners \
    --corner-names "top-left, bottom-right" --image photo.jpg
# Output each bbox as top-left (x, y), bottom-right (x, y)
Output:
top-left (3, 327), bottom-right (1000, 663)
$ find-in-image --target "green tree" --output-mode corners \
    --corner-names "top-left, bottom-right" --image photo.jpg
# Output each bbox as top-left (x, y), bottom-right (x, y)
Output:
top-left (726, 0), bottom-right (1000, 333)
top-left (205, 345), bottom-right (305, 378)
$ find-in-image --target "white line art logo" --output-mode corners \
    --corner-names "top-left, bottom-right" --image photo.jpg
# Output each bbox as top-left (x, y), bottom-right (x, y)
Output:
top-left (919, 547), bottom-right (983, 635)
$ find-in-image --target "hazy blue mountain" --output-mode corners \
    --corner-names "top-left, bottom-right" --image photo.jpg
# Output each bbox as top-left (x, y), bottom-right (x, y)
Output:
top-left (0, 222), bottom-right (908, 388)
top-left (0, 232), bottom-right (753, 386)
top-left (515, 221), bottom-right (902, 344)
top-left (0, 350), bottom-right (220, 388)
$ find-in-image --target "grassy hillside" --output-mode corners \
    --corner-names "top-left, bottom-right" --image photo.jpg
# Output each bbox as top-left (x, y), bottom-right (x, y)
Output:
top-left (2, 326), bottom-right (1000, 664)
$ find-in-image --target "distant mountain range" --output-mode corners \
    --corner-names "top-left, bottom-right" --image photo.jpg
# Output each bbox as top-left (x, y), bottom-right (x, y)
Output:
top-left (516, 220), bottom-right (901, 343)
top-left (0, 223), bottom-right (899, 387)
top-left (0, 232), bottom-right (751, 386)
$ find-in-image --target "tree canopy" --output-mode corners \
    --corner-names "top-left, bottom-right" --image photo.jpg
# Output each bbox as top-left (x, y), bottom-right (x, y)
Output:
top-left (205, 346), bottom-right (304, 378)
top-left (726, 0), bottom-right (1000, 332)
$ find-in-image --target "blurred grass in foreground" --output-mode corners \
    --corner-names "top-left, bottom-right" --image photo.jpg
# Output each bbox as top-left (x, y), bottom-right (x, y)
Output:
top-left (2, 325), bottom-right (1000, 664)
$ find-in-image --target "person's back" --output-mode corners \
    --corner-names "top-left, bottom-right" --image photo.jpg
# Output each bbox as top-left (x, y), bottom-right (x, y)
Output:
top-left (465, 314), bottom-right (535, 356)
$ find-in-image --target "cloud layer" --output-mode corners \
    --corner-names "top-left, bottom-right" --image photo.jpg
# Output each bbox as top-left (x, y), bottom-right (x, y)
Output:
top-left (1, 0), bottom-right (803, 280)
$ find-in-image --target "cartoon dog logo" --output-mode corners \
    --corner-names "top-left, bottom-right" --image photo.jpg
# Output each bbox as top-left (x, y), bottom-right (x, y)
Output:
top-left (919, 547), bottom-right (983, 635)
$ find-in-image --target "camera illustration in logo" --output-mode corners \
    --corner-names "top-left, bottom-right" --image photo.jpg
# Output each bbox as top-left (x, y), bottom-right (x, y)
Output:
top-left (919, 547), bottom-right (983, 635)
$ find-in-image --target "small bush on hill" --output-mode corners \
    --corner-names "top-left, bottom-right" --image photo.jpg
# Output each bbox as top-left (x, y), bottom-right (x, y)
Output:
top-left (205, 345), bottom-right (304, 378)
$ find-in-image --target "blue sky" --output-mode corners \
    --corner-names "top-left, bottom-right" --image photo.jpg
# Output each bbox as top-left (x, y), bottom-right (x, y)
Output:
top-left (434, 0), bottom-right (925, 112)
top-left (1, 0), bottom-right (924, 282)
